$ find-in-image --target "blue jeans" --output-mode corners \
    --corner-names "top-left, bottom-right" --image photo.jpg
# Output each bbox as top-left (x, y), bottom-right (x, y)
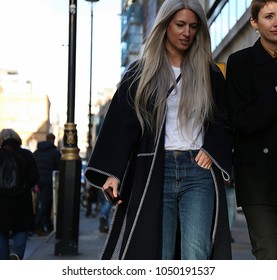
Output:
top-left (99, 190), bottom-right (112, 223)
top-left (0, 231), bottom-right (28, 259)
top-left (162, 150), bottom-right (215, 260)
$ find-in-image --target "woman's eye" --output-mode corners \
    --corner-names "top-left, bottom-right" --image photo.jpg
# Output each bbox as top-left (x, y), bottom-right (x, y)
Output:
top-left (265, 14), bottom-right (273, 19)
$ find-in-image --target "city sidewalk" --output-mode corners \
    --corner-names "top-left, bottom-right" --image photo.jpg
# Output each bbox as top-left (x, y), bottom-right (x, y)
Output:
top-left (24, 208), bottom-right (107, 260)
top-left (24, 208), bottom-right (254, 260)
top-left (231, 209), bottom-right (254, 260)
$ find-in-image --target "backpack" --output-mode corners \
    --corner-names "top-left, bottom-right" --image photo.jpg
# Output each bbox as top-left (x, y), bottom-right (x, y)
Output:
top-left (0, 151), bottom-right (26, 196)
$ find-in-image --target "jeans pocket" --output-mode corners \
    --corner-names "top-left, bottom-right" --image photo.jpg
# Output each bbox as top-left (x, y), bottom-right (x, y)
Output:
top-left (192, 158), bottom-right (211, 172)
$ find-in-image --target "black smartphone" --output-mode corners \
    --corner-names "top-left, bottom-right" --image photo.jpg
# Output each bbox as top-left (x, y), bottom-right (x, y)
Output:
top-left (103, 187), bottom-right (121, 205)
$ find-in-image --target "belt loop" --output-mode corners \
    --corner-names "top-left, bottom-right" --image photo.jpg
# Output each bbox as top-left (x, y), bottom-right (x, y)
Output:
top-left (188, 150), bottom-right (193, 160)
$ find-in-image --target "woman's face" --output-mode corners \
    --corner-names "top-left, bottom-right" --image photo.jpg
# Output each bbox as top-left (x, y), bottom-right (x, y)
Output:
top-left (251, 2), bottom-right (277, 48)
top-left (165, 8), bottom-right (198, 56)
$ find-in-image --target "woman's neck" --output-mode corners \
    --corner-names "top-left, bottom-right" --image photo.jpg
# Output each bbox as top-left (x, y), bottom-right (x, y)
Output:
top-left (166, 49), bottom-right (184, 67)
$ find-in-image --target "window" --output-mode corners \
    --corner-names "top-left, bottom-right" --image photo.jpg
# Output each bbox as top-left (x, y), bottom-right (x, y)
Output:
top-left (209, 0), bottom-right (252, 51)
top-left (221, 2), bottom-right (229, 39)
top-left (237, 0), bottom-right (247, 19)
top-left (229, 0), bottom-right (237, 30)
top-left (208, 0), bottom-right (216, 8)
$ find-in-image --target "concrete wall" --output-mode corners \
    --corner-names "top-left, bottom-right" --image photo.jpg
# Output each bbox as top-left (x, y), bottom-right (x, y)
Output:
top-left (214, 24), bottom-right (259, 64)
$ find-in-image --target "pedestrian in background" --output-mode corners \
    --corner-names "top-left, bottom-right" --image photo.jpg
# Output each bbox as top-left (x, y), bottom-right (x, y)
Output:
top-left (225, 169), bottom-right (237, 242)
top-left (85, 0), bottom-right (232, 260)
top-left (98, 190), bottom-right (112, 233)
top-left (226, 0), bottom-right (277, 259)
top-left (0, 129), bottom-right (39, 260)
top-left (33, 133), bottom-right (61, 236)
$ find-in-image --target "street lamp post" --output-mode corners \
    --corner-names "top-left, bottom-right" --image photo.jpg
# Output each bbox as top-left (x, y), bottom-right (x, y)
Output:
top-left (55, 0), bottom-right (82, 256)
top-left (86, 0), bottom-right (99, 160)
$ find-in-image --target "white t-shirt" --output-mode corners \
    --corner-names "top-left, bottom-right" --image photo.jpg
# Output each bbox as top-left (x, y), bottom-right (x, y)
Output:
top-left (165, 66), bottom-right (204, 150)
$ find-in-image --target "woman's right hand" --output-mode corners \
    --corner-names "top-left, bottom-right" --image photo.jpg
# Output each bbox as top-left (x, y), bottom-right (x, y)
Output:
top-left (102, 176), bottom-right (122, 204)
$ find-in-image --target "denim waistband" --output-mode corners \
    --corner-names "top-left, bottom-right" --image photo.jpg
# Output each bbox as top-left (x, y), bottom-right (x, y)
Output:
top-left (165, 150), bottom-right (200, 158)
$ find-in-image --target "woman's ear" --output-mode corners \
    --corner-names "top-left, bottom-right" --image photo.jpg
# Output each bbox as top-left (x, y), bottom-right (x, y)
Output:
top-left (250, 18), bottom-right (258, 32)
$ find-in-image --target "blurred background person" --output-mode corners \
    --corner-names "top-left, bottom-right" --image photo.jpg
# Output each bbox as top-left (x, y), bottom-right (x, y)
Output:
top-left (0, 128), bottom-right (39, 260)
top-left (33, 133), bottom-right (61, 236)
top-left (225, 169), bottom-right (237, 242)
top-left (98, 190), bottom-right (112, 233)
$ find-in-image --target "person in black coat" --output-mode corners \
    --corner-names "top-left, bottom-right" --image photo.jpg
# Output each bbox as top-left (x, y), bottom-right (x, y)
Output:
top-left (85, 0), bottom-right (232, 260)
top-left (226, 0), bottom-right (277, 259)
top-left (0, 129), bottom-right (39, 260)
top-left (33, 133), bottom-right (61, 235)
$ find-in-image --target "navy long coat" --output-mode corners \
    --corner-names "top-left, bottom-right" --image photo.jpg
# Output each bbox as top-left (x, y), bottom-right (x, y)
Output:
top-left (226, 39), bottom-right (277, 206)
top-left (85, 63), bottom-right (233, 259)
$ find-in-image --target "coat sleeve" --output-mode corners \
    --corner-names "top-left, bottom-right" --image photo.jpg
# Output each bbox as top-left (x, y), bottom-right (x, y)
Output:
top-left (201, 67), bottom-right (233, 179)
top-left (85, 69), bottom-right (142, 189)
top-left (226, 50), bottom-right (277, 135)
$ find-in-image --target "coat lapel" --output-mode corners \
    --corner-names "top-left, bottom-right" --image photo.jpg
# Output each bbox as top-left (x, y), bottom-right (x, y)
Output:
top-left (252, 39), bottom-right (277, 81)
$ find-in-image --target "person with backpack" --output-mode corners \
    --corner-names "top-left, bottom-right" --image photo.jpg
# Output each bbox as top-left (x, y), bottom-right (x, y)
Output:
top-left (0, 129), bottom-right (39, 260)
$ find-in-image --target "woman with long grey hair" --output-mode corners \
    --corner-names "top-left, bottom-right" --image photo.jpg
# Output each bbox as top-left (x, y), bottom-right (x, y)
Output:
top-left (85, 0), bottom-right (232, 259)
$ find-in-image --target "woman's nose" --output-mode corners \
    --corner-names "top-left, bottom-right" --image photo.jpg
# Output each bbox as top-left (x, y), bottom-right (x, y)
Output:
top-left (182, 26), bottom-right (190, 36)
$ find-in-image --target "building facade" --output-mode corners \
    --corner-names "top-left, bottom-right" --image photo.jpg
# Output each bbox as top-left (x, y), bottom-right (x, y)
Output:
top-left (0, 68), bottom-right (52, 151)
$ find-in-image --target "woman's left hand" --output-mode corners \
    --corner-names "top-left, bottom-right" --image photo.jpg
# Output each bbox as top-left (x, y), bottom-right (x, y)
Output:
top-left (195, 150), bottom-right (212, 169)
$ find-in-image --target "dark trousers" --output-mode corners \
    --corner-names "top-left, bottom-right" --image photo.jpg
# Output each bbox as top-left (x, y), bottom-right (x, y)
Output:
top-left (35, 186), bottom-right (53, 231)
top-left (243, 205), bottom-right (277, 260)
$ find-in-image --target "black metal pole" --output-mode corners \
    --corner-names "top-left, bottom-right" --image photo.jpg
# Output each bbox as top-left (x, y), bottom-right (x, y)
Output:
top-left (87, 2), bottom-right (93, 160)
top-left (55, 0), bottom-right (82, 256)
top-left (67, 0), bottom-right (77, 123)
top-left (85, 0), bottom-right (99, 160)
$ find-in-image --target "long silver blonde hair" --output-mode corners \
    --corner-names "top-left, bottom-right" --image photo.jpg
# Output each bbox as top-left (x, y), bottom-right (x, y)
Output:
top-left (129, 0), bottom-right (216, 141)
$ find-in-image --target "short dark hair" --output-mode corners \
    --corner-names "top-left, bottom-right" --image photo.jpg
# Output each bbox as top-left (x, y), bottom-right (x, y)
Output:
top-left (250, 0), bottom-right (277, 21)
top-left (46, 133), bottom-right (55, 143)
